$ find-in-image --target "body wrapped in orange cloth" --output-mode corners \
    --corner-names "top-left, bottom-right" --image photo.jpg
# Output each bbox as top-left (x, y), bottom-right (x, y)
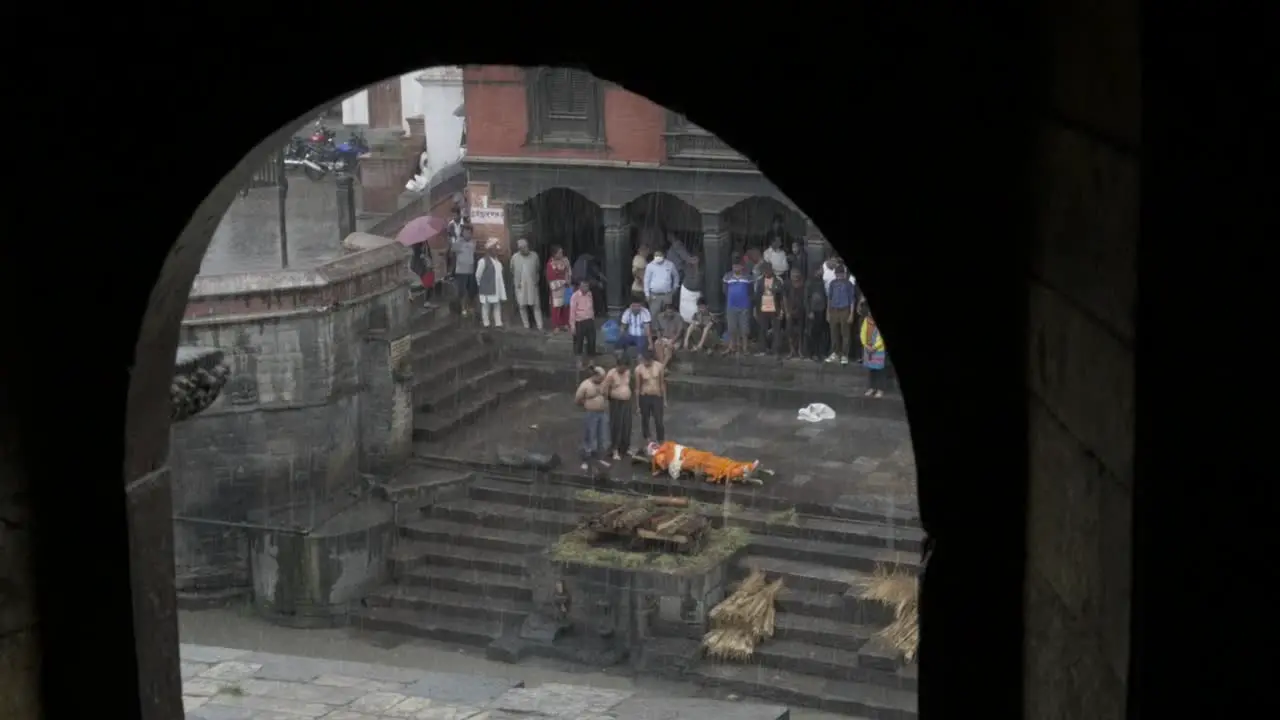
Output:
top-left (644, 441), bottom-right (764, 485)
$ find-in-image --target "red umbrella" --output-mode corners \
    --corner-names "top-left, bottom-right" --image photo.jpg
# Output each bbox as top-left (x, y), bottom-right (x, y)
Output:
top-left (395, 215), bottom-right (448, 247)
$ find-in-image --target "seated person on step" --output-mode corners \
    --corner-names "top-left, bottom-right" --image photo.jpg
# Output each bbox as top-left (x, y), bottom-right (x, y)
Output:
top-left (617, 294), bottom-right (652, 360)
top-left (682, 297), bottom-right (719, 353)
top-left (654, 304), bottom-right (685, 367)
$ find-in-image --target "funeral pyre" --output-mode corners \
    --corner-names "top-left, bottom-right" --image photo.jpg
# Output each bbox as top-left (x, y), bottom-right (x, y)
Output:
top-left (580, 496), bottom-right (711, 554)
top-left (640, 441), bottom-right (771, 486)
top-left (702, 568), bottom-right (786, 660)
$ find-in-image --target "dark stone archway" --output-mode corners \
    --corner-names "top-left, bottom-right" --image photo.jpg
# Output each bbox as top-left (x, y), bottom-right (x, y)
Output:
top-left (622, 192), bottom-right (703, 301)
top-left (17, 6), bottom-right (1258, 720)
top-left (525, 188), bottom-right (605, 316)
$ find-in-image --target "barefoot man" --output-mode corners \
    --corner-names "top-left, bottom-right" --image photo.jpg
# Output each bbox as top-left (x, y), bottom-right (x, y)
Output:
top-left (575, 366), bottom-right (611, 472)
top-left (682, 297), bottom-right (718, 352)
top-left (605, 357), bottom-right (634, 461)
top-left (635, 350), bottom-right (668, 446)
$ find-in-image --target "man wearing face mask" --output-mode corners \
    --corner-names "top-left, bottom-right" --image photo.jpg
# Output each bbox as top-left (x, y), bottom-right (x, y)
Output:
top-left (643, 249), bottom-right (679, 316)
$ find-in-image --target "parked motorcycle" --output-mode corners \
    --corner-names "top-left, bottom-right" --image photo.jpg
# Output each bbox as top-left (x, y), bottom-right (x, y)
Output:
top-left (283, 133), bottom-right (365, 181)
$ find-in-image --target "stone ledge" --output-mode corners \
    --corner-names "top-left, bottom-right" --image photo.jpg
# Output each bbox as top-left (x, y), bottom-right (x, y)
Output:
top-left (185, 242), bottom-right (411, 321)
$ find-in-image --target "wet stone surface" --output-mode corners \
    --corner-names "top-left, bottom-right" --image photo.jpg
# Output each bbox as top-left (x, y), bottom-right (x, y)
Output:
top-left (415, 390), bottom-right (918, 513)
top-left (179, 644), bottom-right (789, 719)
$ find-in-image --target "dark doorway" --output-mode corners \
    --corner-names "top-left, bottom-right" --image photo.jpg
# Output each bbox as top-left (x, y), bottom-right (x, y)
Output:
top-left (624, 193), bottom-right (703, 299)
top-left (527, 188), bottom-right (604, 317)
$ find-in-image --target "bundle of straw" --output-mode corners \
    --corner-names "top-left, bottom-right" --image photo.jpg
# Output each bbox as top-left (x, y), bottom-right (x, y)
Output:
top-left (702, 570), bottom-right (786, 661)
top-left (859, 564), bottom-right (920, 663)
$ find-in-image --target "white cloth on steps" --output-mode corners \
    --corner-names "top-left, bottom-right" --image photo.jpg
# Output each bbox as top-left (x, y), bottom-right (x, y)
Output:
top-left (796, 403), bottom-right (836, 423)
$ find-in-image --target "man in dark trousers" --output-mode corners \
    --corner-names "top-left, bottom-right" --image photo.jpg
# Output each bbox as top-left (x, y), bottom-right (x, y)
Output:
top-left (754, 264), bottom-right (785, 356)
top-left (783, 269), bottom-right (808, 358)
top-left (635, 349), bottom-right (667, 446)
top-left (806, 266), bottom-right (829, 361)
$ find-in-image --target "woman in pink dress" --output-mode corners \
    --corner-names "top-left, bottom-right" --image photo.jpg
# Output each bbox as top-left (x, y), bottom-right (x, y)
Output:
top-left (546, 245), bottom-right (571, 331)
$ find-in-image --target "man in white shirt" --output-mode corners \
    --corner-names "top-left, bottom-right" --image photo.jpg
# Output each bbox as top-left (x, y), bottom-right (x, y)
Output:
top-left (643, 250), bottom-right (679, 316)
top-left (821, 255), bottom-right (841, 292)
top-left (763, 234), bottom-right (790, 276)
top-left (618, 296), bottom-right (653, 361)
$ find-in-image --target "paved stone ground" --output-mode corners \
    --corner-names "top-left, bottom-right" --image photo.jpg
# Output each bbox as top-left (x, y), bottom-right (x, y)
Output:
top-left (416, 389), bottom-right (918, 516)
top-left (180, 643), bottom-right (788, 720)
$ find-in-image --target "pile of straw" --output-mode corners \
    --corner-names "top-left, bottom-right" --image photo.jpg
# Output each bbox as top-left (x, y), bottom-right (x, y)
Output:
top-left (702, 569), bottom-right (786, 661)
top-left (860, 564), bottom-right (920, 663)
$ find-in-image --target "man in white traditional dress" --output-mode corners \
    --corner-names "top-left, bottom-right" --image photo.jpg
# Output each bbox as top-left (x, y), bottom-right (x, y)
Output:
top-left (510, 238), bottom-right (543, 330)
top-left (475, 240), bottom-right (508, 328)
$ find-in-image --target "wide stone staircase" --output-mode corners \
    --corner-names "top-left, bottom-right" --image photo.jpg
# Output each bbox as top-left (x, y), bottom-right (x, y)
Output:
top-left (408, 303), bottom-right (527, 443)
top-left (351, 467), bottom-right (924, 720)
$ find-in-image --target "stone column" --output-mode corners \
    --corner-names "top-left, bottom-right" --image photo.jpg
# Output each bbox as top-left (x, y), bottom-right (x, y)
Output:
top-left (336, 175), bottom-right (357, 242)
top-left (701, 211), bottom-right (726, 312)
top-left (507, 202), bottom-right (532, 247)
top-left (602, 206), bottom-right (629, 310)
top-left (804, 218), bottom-right (828, 277)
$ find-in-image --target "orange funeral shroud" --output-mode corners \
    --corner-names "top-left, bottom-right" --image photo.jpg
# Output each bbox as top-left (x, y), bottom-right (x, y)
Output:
top-left (648, 441), bottom-right (761, 485)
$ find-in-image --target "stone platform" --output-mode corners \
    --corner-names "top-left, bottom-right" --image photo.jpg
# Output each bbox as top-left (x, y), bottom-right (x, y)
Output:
top-left (413, 389), bottom-right (919, 523)
top-left (180, 643), bottom-right (789, 720)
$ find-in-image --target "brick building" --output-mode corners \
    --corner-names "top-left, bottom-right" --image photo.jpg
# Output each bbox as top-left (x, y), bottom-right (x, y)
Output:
top-left (461, 65), bottom-right (829, 311)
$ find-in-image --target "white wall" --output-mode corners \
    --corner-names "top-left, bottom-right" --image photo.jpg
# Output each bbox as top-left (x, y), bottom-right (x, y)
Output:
top-left (415, 67), bottom-right (466, 182)
top-left (339, 67), bottom-right (466, 182)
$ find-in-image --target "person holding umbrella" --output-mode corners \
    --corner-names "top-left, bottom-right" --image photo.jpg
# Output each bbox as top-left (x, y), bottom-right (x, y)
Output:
top-left (395, 215), bottom-right (449, 307)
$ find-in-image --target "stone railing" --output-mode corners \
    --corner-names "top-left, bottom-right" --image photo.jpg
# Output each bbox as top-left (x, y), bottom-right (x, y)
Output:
top-left (662, 111), bottom-right (756, 171)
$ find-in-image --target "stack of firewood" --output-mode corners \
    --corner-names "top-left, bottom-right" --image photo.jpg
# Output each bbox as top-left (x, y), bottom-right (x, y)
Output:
top-left (702, 569), bottom-right (786, 661)
top-left (582, 496), bottom-right (709, 550)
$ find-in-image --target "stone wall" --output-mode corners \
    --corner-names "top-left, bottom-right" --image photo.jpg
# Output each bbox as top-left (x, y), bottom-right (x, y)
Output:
top-left (169, 242), bottom-right (414, 602)
top-left (1023, 0), bottom-right (1138, 717)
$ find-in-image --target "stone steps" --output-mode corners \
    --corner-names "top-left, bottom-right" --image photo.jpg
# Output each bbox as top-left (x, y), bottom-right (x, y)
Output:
top-left (514, 362), bottom-right (907, 421)
top-left (390, 540), bottom-right (530, 578)
top-left (350, 605), bottom-right (509, 648)
top-left (411, 335), bottom-right (492, 390)
top-left (399, 517), bottom-right (549, 555)
top-left (371, 464), bottom-right (474, 512)
top-left (410, 302), bottom-right (457, 337)
top-left (641, 637), bottom-right (917, 720)
top-left (462, 478), bottom-right (924, 553)
top-left (748, 532), bottom-right (919, 575)
top-left (412, 377), bottom-right (528, 441)
top-left (417, 364), bottom-right (513, 413)
top-left (431, 466), bottom-right (918, 527)
top-left (363, 584), bottom-right (532, 624)
top-left (396, 565), bottom-right (533, 602)
top-left (733, 556), bottom-right (899, 627)
top-left (429, 499), bottom-right (580, 537)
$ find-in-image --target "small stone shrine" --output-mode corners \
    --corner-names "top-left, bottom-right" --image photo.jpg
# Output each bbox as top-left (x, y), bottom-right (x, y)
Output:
top-left (489, 496), bottom-right (749, 668)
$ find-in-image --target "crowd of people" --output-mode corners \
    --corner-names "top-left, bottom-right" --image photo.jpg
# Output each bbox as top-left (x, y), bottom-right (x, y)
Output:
top-left (415, 207), bottom-right (891, 398)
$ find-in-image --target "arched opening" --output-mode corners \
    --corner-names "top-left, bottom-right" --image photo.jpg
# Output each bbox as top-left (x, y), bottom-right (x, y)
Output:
top-left (141, 70), bottom-right (925, 720)
top-left (6, 12), bottom-right (1162, 714)
top-left (525, 187), bottom-right (605, 317)
top-left (721, 196), bottom-right (807, 273)
top-left (622, 192), bottom-right (703, 299)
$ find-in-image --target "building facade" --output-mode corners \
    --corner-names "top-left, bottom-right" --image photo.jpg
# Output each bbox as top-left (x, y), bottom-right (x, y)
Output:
top-left (461, 65), bottom-right (828, 311)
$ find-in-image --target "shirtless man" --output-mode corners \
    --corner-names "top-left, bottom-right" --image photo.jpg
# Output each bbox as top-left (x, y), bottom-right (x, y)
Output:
top-left (604, 357), bottom-right (634, 461)
top-left (635, 350), bottom-right (668, 445)
top-left (574, 366), bottom-right (611, 471)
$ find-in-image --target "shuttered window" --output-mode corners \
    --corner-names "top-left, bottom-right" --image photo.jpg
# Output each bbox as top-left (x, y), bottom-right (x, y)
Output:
top-left (529, 67), bottom-right (602, 141)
